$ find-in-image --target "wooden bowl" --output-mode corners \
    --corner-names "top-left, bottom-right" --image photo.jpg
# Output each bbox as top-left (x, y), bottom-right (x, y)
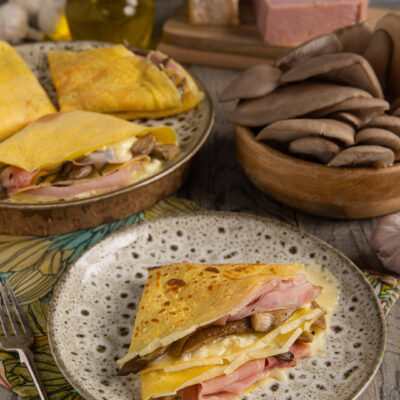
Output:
top-left (0, 42), bottom-right (214, 236)
top-left (235, 125), bottom-right (400, 219)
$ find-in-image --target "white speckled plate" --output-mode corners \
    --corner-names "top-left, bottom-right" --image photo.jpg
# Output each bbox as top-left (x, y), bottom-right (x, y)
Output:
top-left (48, 212), bottom-right (386, 400)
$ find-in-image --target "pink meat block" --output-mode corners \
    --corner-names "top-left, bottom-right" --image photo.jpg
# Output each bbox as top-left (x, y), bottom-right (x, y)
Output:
top-left (253, 0), bottom-right (368, 45)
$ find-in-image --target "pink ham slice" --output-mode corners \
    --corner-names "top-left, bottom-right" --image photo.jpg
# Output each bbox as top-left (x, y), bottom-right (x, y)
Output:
top-left (21, 163), bottom-right (143, 199)
top-left (1, 167), bottom-right (36, 192)
top-left (180, 341), bottom-right (310, 400)
top-left (213, 273), bottom-right (322, 325)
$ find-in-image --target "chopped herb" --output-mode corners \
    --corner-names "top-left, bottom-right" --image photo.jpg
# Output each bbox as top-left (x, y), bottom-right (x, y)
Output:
top-left (8, 173), bottom-right (13, 180)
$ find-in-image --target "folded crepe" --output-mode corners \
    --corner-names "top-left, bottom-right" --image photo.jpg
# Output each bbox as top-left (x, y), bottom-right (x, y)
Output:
top-left (0, 41), bottom-right (56, 141)
top-left (118, 263), bottom-right (334, 400)
top-left (0, 110), bottom-right (179, 202)
top-left (47, 46), bottom-right (204, 119)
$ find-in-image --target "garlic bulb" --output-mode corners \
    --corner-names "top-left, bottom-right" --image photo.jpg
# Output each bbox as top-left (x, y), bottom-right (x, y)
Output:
top-left (0, 3), bottom-right (42, 43)
top-left (371, 213), bottom-right (400, 273)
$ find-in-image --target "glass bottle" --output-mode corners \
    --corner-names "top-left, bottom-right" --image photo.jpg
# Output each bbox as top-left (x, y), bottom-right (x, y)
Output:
top-left (66, 0), bottom-right (154, 48)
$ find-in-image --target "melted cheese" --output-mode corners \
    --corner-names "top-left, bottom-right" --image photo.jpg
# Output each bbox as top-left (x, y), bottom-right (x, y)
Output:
top-left (101, 136), bottom-right (138, 163)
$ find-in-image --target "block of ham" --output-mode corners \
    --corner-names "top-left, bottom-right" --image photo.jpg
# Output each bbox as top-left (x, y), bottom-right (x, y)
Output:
top-left (253, 0), bottom-right (368, 45)
top-left (189, 0), bottom-right (239, 25)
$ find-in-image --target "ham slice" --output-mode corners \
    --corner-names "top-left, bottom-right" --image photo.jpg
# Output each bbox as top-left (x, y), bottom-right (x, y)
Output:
top-left (1, 166), bottom-right (36, 192)
top-left (180, 341), bottom-right (310, 400)
top-left (21, 163), bottom-right (142, 199)
top-left (213, 273), bottom-right (322, 325)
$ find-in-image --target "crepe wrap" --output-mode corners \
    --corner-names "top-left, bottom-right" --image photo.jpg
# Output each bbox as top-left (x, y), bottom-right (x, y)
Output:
top-left (0, 41), bottom-right (56, 141)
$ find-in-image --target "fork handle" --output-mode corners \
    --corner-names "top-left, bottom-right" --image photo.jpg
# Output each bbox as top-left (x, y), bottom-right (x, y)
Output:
top-left (18, 348), bottom-right (49, 400)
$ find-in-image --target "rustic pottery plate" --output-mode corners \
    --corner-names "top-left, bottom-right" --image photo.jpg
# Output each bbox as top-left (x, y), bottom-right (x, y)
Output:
top-left (0, 42), bottom-right (213, 235)
top-left (48, 212), bottom-right (386, 400)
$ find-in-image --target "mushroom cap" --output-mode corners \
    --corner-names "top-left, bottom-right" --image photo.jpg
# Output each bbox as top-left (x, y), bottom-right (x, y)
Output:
top-left (281, 53), bottom-right (384, 99)
top-left (333, 21), bottom-right (374, 54)
top-left (289, 137), bottom-right (340, 164)
top-left (329, 112), bottom-right (362, 129)
top-left (219, 64), bottom-right (282, 102)
top-left (275, 34), bottom-right (342, 71)
top-left (392, 108), bottom-right (400, 117)
top-left (256, 118), bottom-right (355, 145)
top-left (327, 145), bottom-right (395, 168)
top-left (365, 115), bottom-right (400, 136)
top-left (363, 30), bottom-right (393, 91)
top-left (228, 82), bottom-right (372, 127)
top-left (356, 128), bottom-right (400, 160)
top-left (375, 13), bottom-right (400, 101)
top-left (310, 97), bottom-right (389, 125)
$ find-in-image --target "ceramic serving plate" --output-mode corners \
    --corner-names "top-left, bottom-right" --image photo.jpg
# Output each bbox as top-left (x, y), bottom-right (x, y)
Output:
top-left (48, 211), bottom-right (386, 400)
top-left (0, 42), bottom-right (213, 235)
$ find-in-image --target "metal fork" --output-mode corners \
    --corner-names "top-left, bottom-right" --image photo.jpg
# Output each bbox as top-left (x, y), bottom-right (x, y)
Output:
top-left (0, 281), bottom-right (49, 400)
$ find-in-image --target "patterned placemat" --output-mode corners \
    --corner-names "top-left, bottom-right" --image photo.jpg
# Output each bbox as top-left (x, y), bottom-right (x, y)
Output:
top-left (0, 197), bottom-right (398, 399)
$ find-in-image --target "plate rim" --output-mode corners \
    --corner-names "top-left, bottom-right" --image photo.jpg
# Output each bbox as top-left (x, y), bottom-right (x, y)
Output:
top-left (47, 210), bottom-right (387, 400)
top-left (0, 41), bottom-right (214, 210)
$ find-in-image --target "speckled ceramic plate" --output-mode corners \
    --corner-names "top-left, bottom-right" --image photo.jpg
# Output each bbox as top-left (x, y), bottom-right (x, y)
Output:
top-left (0, 42), bottom-right (213, 235)
top-left (48, 212), bottom-right (386, 400)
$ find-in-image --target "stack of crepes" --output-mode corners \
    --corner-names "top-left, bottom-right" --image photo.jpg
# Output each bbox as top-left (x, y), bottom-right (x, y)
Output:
top-left (118, 263), bottom-right (332, 400)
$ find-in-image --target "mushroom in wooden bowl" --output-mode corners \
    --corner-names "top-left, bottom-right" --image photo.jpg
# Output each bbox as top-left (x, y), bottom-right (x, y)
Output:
top-left (221, 13), bottom-right (400, 219)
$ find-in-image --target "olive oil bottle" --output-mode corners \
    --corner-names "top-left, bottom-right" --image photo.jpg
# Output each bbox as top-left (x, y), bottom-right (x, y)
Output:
top-left (66, 0), bottom-right (154, 48)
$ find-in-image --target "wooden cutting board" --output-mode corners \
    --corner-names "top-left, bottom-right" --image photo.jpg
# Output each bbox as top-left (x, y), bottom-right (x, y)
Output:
top-left (157, 4), bottom-right (399, 69)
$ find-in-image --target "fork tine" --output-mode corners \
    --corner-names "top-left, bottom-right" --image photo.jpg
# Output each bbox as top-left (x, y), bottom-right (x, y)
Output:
top-left (0, 282), bottom-right (20, 335)
top-left (0, 303), bottom-right (11, 337)
top-left (5, 281), bottom-right (31, 335)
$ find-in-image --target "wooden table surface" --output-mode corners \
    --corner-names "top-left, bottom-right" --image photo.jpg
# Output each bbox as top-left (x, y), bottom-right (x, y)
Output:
top-left (3, 1), bottom-right (400, 399)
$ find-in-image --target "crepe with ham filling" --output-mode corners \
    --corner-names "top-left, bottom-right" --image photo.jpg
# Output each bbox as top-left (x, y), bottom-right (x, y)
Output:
top-left (0, 41), bottom-right (56, 141)
top-left (47, 46), bottom-right (204, 119)
top-left (0, 110), bottom-right (179, 202)
top-left (117, 263), bottom-right (330, 400)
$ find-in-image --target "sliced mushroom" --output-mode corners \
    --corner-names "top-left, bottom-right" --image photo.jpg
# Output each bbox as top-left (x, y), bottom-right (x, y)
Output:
top-left (289, 137), bottom-right (340, 164)
top-left (330, 112), bottom-right (362, 129)
top-left (356, 128), bottom-right (400, 160)
top-left (219, 64), bottom-right (282, 102)
top-left (256, 119), bottom-right (355, 146)
top-left (228, 83), bottom-right (372, 127)
top-left (310, 97), bottom-right (389, 125)
top-left (151, 144), bottom-right (180, 161)
top-left (298, 331), bottom-right (314, 343)
top-left (131, 134), bottom-right (157, 155)
top-left (181, 319), bottom-right (253, 354)
top-left (327, 145), bottom-right (395, 168)
top-left (117, 344), bottom-right (170, 376)
top-left (333, 21), bottom-right (374, 54)
top-left (275, 352), bottom-right (294, 362)
top-left (375, 13), bottom-right (400, 100)
top-left (68, 165), bottom-right (94, 180)
top-left (365, 115), bottom-right (400, 136)
top-left (250, 309), bottom-right (296, 333)
top-left (363, 30), bottom-right (393, 90)
top-left (310, 301), bottom-right (326, 331)
top-left (275, 34), bottom-right (342, 71)
top-left (280, 53), bottom-right (384, 99)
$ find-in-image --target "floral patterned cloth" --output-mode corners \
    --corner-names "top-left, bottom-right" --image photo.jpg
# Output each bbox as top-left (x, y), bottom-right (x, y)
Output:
top-left (0, 197), bottom-right (398, 399)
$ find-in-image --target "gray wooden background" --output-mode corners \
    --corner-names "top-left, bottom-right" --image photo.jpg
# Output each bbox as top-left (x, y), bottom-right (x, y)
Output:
top-left (1, 0), bottom-right (400, 399)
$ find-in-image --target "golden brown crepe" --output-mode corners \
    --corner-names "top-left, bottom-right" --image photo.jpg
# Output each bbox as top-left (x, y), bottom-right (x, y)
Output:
top-left (118, 263), bottom-right (336, 400)
top-left (47, 46), bottom-right (204, 118)
top-left (0, 41), bottom-right (56, 141)
top-left (0, 110), bottom-right (179, 202)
